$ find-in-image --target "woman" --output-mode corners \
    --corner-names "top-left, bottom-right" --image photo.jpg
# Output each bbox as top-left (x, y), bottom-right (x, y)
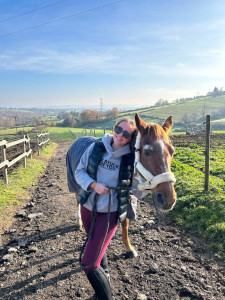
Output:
top-left (75, 118), bottom-right (136, 300)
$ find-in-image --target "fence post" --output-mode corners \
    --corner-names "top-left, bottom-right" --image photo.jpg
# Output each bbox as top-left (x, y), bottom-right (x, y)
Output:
top-left (45, 132), bottom-right (47, 147)
top-left (1, 144), bottom-right (8, 184)
top-left (27, 134), bottom-right (32, 159)
top-left (37, 133), bottom-right (40, 156)
top-left (204, 115), bottom-right (210, 191)
top-left (23, 135), bottom-right (26, 168)
top-left (41, 133), bottom-right (44, 151)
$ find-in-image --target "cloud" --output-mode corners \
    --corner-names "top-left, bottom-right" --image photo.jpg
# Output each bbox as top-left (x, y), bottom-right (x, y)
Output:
top-left (144, 87), bottom-right (203, 101)
top-left (1, 44), bottom-right (225, 81)
top-left (161, 35), bottom-right (179, 41)
top-left (0, 48), bottom-right (118, 73)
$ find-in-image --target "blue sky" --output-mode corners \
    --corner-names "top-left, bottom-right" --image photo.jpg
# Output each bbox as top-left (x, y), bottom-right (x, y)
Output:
top-left (0, 0), bottom-right (225, 108)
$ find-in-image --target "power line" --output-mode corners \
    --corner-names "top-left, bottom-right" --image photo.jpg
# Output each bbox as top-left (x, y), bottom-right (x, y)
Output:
top-left (0, 0), bottom-right (123, 38)
top-left (0, 0), bottom-right (70, 23)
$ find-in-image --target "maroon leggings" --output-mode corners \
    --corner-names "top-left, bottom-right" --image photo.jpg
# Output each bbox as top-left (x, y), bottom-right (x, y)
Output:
top-left (81, 206), bottom-right (118, 275)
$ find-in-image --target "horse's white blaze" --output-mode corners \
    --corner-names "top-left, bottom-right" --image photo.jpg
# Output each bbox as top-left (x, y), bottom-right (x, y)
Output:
top-left (154, 139), bottom-right (167, 172)
top-left (157, 139), bottom-right (164, 157)
top-left (143, 144), bottom-right (153, 151)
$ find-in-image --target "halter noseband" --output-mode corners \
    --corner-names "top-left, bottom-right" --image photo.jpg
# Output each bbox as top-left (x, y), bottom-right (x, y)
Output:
top-left (134, 132), bottom-right (176, 191)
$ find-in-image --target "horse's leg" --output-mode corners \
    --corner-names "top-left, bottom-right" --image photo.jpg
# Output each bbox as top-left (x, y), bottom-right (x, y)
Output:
top-left (121, 218), bottom-right (138, 258)
top-left (74, 193), bottom-right (82, 230)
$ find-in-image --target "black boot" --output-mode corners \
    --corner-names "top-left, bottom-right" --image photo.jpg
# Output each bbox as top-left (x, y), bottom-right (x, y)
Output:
top-left (87, 267), bottom-right (113, 300)
top-left (100, 253), bottom-right (110, 282)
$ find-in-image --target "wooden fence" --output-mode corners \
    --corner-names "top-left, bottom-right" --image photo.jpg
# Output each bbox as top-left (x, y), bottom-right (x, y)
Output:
top-left (0, 135), bottom-right (32, 184)
top-left (36, 132), bottom-right (50, 155)
top-left (0, 131), bottom-right (49, 184)
top-left (69, 128), bottom-right (97, 140)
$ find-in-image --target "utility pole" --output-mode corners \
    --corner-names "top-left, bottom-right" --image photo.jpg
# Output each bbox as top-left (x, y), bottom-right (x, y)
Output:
top-left (100, 98), bottom-right (103, 112)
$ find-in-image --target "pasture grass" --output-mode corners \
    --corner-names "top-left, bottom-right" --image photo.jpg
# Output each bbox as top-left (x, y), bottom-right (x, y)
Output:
top-left (170, 160), bottom-right (225, 258)
top-left (0, 142), bottom-right (57, 223)
top-left (213, 130), bottom-right (225, 134)
top-left (45, 127), bottom-right (106, 141)
top-left (0, 127), bottom-right (34, 136)
top-left (174, 145), bottom-right (225, 181)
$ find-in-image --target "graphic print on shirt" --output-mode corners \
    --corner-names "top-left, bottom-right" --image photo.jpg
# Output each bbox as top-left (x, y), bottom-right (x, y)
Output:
top-left (99, 159), bottom-right (119, 171)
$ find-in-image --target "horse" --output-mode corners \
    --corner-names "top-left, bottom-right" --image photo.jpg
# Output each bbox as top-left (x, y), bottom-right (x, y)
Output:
top-left (66, 113), bottom-right (176, 258)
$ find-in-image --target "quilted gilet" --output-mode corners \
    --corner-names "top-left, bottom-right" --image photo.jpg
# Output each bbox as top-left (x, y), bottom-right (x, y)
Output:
top-left (77, 139), bottom-right (134, 223)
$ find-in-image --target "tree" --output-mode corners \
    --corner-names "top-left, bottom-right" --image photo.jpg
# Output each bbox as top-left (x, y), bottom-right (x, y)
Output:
top-left (62, 115), bottom-right (77, 127)
top-left (155, 99), bottom-right (169, 107)
top-left (111, 107), bottom-right (119, 118)
top-left (80, 110), bottom-right (100, 123)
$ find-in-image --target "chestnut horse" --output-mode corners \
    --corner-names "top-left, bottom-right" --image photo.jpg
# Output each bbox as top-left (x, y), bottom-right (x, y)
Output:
top-left (66, 113), bottom-right (176, 258)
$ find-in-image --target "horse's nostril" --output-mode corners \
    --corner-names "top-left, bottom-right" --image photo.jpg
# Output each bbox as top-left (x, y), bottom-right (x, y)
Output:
top-left (157, 193), bottom-right (165, 207)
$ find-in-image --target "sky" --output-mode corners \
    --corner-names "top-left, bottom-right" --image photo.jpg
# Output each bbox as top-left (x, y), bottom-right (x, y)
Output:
top-left (0, 0), bottom-right (225, 109)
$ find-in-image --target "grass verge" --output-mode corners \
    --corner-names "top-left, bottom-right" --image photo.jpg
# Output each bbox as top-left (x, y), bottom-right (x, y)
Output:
top-left (0, 142), bottom-right (58, 226)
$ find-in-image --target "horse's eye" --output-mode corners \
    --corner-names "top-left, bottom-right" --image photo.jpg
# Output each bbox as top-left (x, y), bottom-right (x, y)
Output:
top-left (143, 149), bottom-right (152, 157)
top-left (168, 145), bottom-right (175, 156)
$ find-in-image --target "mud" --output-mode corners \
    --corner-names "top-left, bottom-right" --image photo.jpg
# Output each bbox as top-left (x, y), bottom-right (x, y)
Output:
top-left (0, 141), bottom-right (224, 300)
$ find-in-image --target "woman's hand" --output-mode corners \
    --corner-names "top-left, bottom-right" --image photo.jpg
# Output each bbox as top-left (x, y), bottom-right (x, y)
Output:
top-left (94, 183), bottom-right (109, 195)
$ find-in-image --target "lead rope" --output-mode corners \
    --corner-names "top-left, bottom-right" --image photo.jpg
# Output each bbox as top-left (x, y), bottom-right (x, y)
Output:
top-left (79, 189), bottom-right (112, 270)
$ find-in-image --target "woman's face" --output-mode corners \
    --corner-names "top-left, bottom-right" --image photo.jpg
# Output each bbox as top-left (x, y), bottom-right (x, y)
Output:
top-left (112, 121), bottom-right (134, 149)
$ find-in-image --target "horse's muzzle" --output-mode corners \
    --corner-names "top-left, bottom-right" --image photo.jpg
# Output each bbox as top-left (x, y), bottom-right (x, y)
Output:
top-left (152, 185), bottom-right (176, 211)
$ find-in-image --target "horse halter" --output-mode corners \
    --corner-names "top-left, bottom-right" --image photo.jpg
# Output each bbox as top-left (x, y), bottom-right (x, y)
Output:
top-left (134, 131), bottom-right (176, 191)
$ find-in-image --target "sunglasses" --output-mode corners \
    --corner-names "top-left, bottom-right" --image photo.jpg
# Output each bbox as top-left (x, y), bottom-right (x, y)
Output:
top-left (114, 126), bottom-right (132, 139)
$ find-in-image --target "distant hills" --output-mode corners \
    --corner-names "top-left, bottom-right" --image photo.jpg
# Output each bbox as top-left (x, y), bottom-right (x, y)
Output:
top-left (1, 94), bottom-right (225, 132)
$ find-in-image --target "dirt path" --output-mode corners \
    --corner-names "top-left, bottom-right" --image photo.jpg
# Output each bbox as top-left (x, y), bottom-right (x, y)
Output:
top-left (0, 141), bottom-right (224, 300)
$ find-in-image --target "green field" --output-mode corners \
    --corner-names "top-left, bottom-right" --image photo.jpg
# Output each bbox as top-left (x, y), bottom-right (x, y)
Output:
top-left (168, 138), bottom-right (225, 257)
top-left (0, 127), bottom-right (34, 135)
top-left (45, 127), bottom-right (108, 140)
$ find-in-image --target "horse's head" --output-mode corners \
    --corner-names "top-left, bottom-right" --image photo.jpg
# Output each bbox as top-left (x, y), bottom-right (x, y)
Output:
top-left (135, 113), bottom-right (176, 211)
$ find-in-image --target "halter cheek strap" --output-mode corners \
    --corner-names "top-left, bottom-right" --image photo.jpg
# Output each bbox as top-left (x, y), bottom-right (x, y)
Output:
top-left (134, 132), bottom-right (176, 191)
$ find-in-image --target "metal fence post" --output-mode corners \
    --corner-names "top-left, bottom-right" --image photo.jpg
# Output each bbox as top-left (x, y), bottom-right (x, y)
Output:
top-left (204, 115), bottom-right (210, 191)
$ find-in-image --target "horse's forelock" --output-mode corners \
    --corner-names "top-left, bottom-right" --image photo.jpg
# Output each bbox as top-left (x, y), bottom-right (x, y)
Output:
top-left (146, 123), bottom-right (169, 142)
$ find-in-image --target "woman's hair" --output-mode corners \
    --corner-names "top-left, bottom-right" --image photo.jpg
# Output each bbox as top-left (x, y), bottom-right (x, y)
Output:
top-left (114, 118), bottom-right (137, 151)
top-left (114, 118), bottom-right (136, 131)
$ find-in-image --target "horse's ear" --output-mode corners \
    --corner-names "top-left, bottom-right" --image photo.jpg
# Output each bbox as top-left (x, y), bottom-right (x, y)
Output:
top-left (135, 113), bottom-right (147, 133)
top-left (162, 116), bottom-right (173, 134)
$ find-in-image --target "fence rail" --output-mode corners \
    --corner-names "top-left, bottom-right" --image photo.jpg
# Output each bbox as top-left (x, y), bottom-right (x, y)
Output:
top-left (36, 131), bottom-right (50, 155)
top-left (0, 131), bottom-right (49, 184)
top-left (0, 135), bottom-right (32, 184)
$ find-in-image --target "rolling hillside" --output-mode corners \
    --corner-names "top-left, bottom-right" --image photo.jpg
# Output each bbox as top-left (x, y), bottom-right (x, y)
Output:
top-left (118, 95), bottom-right (225, 132)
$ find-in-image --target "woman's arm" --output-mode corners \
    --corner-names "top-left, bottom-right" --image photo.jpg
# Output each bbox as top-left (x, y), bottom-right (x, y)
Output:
top-left (75, 143), bottom-right (109, 194)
